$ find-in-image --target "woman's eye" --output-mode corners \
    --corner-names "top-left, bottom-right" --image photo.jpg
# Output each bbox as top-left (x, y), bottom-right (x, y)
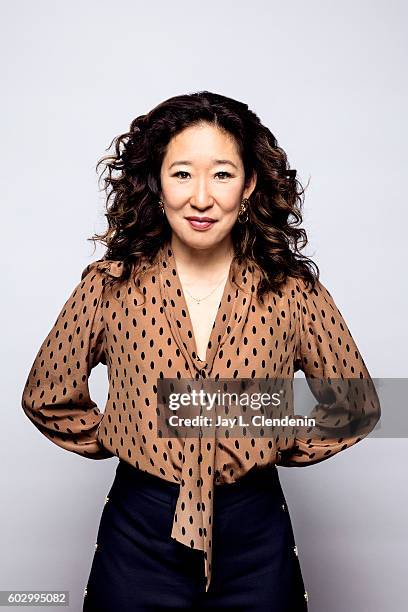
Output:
top-left (172, 171), bottom-right (232, 180)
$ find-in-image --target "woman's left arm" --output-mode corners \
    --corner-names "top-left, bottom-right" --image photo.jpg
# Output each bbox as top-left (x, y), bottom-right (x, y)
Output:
top-left (277, 276), bottom-right (381, 467)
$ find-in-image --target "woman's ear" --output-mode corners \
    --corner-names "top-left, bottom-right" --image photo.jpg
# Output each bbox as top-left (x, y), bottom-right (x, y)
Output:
top-left (244, 170), bottom-right (257, 199)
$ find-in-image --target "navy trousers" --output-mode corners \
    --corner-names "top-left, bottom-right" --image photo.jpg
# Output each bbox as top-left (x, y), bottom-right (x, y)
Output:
top-left (83, 460), bottom-right (308, 611)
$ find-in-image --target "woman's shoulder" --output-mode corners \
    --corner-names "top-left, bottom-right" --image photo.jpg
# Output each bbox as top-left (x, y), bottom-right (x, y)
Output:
top-left (79, 257), bottom-right (160, 296)
top-left (267, 273), bottom-right (329, 315)
top-left (80, 258), bottom-right (124, 281)
top-left (285, 273), bottom-right (325, 298)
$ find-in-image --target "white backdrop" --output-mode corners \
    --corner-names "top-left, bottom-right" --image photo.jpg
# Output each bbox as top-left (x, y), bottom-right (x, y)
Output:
top-left (2, 1), bottom-right (407, 610)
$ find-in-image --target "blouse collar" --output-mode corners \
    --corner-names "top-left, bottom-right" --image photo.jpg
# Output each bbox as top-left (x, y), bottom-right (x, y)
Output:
top-left (157, 239), bottom-right (260, 377)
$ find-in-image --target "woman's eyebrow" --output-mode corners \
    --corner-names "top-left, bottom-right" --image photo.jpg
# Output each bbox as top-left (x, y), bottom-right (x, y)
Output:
top-left (168, 159), bottom-right (239, 170)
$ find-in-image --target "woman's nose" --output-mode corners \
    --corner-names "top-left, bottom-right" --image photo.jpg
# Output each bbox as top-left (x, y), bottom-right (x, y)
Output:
top-left (189, 185), bottom-right (215, 209)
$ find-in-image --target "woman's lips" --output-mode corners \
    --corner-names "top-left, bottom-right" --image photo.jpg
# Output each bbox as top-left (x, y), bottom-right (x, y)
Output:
top-left (186, 218), bottom-right (216, 230)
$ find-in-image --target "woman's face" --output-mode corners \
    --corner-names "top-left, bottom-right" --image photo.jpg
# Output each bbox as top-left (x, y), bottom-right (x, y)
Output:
top-left (159, 122), bottom-right (256, 251)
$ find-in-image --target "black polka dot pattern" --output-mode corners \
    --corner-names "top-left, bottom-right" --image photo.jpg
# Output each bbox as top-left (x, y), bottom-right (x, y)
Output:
top-left (21, 240), bottom-right (378, 592)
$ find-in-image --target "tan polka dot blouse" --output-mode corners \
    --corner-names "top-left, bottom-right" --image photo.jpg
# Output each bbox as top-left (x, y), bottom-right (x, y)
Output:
top-left (21, 240), bottom-right (380, 591)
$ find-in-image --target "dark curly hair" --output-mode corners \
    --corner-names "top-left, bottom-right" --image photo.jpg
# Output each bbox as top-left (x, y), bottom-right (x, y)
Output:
top-left (90, 90), bottom-right (319, 301)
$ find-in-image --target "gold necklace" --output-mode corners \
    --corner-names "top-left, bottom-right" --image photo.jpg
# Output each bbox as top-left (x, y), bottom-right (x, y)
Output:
top-left (183, 273), bottom-right (229, 304)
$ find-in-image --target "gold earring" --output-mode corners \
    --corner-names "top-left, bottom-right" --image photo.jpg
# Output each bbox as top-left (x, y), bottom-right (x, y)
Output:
top-left (238, 198), bottom-right (249, 224)
top-left (158, 199), bottom-right (165, 214)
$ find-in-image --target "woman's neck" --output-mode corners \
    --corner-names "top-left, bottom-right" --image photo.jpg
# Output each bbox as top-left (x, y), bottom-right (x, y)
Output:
top-left (170, 234), bottom-right (234, 283)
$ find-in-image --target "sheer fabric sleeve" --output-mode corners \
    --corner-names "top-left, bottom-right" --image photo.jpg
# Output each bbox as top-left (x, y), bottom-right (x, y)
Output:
top-left (21, 261), bottom-right (113, 460)
top-left (277, 276), bottom-right (380, 467)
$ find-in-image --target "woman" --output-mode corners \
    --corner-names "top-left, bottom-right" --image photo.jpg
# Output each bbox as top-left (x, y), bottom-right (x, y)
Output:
top-left (21, 91), bottom-right (380, 611)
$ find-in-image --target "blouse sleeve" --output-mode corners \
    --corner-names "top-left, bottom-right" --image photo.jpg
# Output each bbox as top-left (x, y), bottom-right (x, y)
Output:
top-left (277, 276), bottom-right (380, 467)
top-left (21, 261), bottom-right (113, 460)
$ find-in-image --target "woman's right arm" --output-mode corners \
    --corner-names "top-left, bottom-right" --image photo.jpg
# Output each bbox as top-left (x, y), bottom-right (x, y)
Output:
top-left (21, 261), bottom-right (113, 460)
